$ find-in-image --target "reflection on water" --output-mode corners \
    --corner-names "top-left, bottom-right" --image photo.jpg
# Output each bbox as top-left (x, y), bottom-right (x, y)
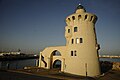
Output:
top-left (0, 59), bottom-right (37, 69)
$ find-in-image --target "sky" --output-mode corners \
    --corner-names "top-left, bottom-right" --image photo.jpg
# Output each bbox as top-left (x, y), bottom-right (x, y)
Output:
top-left (0, 0), bottom-right (120, 55)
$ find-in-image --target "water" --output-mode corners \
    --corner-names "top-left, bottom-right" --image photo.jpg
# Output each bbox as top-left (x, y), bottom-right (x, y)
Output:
top-left (0, 58), bottom-right (119, 70)
top-left (0, 59), bottom-right (38, 69)
top-left (100, 58), bottom-right (120, 62)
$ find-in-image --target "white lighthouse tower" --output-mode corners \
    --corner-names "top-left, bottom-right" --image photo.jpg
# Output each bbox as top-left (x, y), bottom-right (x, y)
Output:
top-left (39, 4), bottom-right (100, 77)
top-left (64, 4), bottom-right (100, 76)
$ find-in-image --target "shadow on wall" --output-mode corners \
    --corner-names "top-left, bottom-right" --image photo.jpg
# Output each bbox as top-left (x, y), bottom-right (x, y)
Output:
top-left (100, 61), bottom-right (113, 73)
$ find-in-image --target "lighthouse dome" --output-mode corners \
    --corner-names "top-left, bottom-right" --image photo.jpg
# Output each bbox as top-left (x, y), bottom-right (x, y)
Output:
top-left (76, 4), bottom-right (86, 13)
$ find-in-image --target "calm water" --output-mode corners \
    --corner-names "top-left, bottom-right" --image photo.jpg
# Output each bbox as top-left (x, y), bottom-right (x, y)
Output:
top-left (0, 58), bottom-right (119, 69)
top-left (0, 59), bottom-right (38, 69)
top-left (100, 58), bottom-right (120, 62)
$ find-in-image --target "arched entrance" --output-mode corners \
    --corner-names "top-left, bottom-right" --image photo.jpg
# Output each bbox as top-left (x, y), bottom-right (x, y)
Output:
top-left (50, 50), bottom-right (62, 69)
top-left (53, 60), bottom-right (61, 70)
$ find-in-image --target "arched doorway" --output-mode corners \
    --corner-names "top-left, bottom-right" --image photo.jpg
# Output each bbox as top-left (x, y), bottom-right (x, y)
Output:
top-left (50, 50), bottom-right (62, 69)
top-left (53, 60), bottom-right (61, 70)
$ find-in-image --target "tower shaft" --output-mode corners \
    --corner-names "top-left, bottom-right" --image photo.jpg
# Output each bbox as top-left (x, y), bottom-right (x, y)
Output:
top-left (64, 5), bottom-right (100, 76)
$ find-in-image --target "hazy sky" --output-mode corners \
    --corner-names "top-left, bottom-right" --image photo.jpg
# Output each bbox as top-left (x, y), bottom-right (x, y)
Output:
top-left (0, 0), bottom-right (120, 55)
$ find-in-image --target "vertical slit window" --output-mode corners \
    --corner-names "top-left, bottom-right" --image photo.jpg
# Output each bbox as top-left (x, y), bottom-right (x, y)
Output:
top-left (74, 51), bottom-right (77, 56)
top-left (72, 16), bottom-right (75, 20)
top-left (85, 15), bottom-right (87, 20)
top-left (80, 38), bottom-right (83, 43)
top-left (90, 16), bottom-right (93, 21)
top-left (68, 29), bottom-right (70, 33)
top-left (72, 39), bottom-right (74, 44)
top-left (71, 51), bottom-right (73, 56)
top-left (76, 38), bottom-right (79, 44)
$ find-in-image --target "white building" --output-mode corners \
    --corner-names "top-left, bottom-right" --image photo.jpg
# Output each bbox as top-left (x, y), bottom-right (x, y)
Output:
top-left (39, 4), bottom-right (101, 77)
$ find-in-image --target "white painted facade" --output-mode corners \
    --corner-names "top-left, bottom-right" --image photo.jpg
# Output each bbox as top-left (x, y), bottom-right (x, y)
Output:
top-left (39, 5), bottom-right (100, 77)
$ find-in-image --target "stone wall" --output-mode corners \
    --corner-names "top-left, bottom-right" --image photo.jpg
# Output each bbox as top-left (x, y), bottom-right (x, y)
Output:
top-left (112, 62), bottom-right (120, 70)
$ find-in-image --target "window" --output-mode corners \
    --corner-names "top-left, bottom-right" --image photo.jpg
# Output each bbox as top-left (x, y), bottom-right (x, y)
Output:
top-left (85, 15), bottom-right (87, 20)
top-left (71, 51), bottom-right (73, 56)
top-left (90, 16), bottom-right (93, 21)
top-left (68, 18), bottom-right (71, 21)
top-left (72, 39), bottom-right (74, 44)
top-left (72, 16), bottom-right (75, 20)
top-left (74, 27), bottom-right (78, 32)
top-left (71, 50), bottom-right (77, 56)
top-left (68, 29), bottom-right (70, 33)
top-left (80, 38), bottom-right (83, 43)
top-left (78, 15), bottom-right (81, 20)
top-left (93, 17), bottom-right (97, 23)
top-left (76, 38), bottom-right (79, 44)
top-left (74, 51), bottom-right (77, 56)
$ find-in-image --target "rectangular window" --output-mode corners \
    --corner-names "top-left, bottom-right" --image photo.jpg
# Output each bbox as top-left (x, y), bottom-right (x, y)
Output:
top-left (72, 39), bottom-right (74, 44)
top-left (80, 38), bottom-right (83, 43)
top-left (74, 51), bottom-right (77, 56)
top-left (72, 16), bottom-right (75, 20)
top-left (68, 29), bottom-right (70, 33)
top-left (76, 38), bottom-right (79, 44)
top-left (71, 51), bottom-right (73, 56)
top-left (74, 27), bottom-right (77, 32)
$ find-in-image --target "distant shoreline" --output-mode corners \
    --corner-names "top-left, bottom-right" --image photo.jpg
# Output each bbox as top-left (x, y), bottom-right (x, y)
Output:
top-left (99, 57), bottom-right (120, 59)
top-left (0, 56), bottom-right (120, 61)
top-left (0, 55), bottom-right (39, 61)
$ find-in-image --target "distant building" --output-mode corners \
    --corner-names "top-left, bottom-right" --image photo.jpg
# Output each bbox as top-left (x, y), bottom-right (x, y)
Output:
top-left (0, 52), bottom-right (20, 56)
top-left (39, 4), bottom-right (100, 77)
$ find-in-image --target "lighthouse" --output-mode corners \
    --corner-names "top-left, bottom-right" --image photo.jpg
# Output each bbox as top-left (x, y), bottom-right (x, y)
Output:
top-left (64, 4), bottom-right (100, 76)
top-left (39, 4), bottom-right (100, 77)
